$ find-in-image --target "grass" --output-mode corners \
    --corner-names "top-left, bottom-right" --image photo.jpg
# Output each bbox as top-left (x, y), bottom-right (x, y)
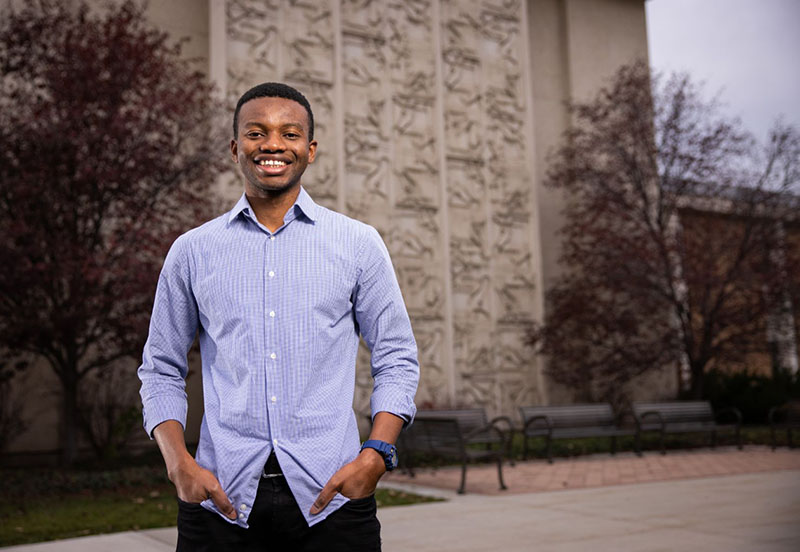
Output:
top-left (1, 484), bottom-right (178, 546)
top-left (376, 487), bottom-right (441, 507)
top-left (0, 464), bottom-right (440, 547)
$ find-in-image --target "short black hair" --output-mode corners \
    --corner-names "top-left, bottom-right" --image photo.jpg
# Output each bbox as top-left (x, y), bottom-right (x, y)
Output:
top-left (232, 82), bottom-right (315, 140)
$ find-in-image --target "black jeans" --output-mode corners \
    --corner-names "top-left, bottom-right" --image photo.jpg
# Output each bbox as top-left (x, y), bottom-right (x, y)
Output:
top-left (176, 473), bottom-right (381, 551)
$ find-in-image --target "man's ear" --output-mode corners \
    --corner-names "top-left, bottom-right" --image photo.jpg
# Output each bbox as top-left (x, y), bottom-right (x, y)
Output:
top-left (230, 139), bottom-right (239, 163)
top-left (308, 140), bottom-right (318, 164)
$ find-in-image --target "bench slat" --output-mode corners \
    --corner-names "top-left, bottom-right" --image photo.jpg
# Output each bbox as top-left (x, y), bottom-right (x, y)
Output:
top-left (632, 401), bottom-right (742, 453)
top-left (518, 403), bottom-right (634, 462)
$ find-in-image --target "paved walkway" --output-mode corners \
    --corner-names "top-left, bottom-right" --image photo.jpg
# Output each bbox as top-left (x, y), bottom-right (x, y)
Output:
top-left (383, 446), bottom-right (800, 494)
top-left (3, 447), bottom-right (799, 551)
top-left (381, 470), bottom-right (800, 552)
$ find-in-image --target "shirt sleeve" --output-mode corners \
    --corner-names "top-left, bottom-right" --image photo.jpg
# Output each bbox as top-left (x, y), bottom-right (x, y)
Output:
top-left (137, 234), bottom-right (199, 438)
top-left (353, 226), bottom-right (420, 425)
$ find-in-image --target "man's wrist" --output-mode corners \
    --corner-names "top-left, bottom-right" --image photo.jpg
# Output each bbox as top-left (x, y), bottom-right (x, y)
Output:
top-left (360, 439), bottom-right (398, 472)
top-left (359, 447), bottom-right (387, 474)
top-left (166, 451), bottom-right (196, 482)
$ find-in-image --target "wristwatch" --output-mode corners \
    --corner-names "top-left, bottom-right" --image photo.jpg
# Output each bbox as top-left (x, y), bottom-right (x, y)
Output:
top-left (361, 439), bottom-right (398, 471)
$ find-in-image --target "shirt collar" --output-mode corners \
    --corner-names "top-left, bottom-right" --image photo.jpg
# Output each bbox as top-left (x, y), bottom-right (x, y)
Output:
top-left (293, 186), bottom-right (319, 222)
top-left (227, 193), bottom-right (252, 224)
top-left (227, 186), bottom-right (320, 226)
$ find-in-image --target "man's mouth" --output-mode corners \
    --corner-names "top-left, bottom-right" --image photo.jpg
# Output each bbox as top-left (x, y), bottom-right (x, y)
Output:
top-left (254, 158), bottom-right (291, 176)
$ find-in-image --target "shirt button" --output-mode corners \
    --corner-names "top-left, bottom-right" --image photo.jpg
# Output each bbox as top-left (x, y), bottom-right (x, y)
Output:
top-left (239, 513), bottom-right (245, 520)
top-left (268, 270), bottom-right (275, 278)
top-left (270, 352), bottom-right (277, 360)
top-left (273, 439), bottom-right (279, 445)
top-left (271, 396), bottom-right (277, 402)
top-left (269, 310), bottom-right (275, 318)
top-left (240, 504), bottom-right (248, 511)
top-left (270, 236), bottom-right (276, 241)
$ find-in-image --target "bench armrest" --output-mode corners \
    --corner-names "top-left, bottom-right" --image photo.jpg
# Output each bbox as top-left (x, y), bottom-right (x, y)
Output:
top-left (489, 415), bottom-right (516, 444)
top-left (715, 406), bottom-right (742, 426)
top-left (463, 421), bottom-right (507, 442)
top-left (522, 415), bottom-right (552, 434)
top-left (489, 415), bottom-right (514, 431)
top-left (637, 410), bottom-right (665, 430)
top-left (768, 405), bottom-right (792, 424)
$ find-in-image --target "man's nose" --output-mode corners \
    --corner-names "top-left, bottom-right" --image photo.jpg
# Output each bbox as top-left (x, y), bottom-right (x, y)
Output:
top-left (260, 134), bottom-right (284, 151)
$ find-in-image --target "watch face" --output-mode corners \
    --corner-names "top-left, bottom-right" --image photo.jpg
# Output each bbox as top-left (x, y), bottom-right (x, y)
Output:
top-left (388, 446), bottom-right (398, 469)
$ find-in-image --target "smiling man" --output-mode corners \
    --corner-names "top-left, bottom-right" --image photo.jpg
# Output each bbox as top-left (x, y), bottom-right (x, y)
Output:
top-left (138, 82), bottom-right (419, 551)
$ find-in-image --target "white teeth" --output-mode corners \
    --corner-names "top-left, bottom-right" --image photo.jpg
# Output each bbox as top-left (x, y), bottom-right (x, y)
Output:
top-left (258, 160), bottom-right (286, 166)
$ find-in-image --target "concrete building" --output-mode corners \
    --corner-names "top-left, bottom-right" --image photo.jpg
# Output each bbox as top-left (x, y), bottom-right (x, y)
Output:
top-left (3, 0), bottom-right (655, 458)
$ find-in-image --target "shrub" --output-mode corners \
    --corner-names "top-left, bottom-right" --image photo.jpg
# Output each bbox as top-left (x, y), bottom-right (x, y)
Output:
top-left (699, 369), bottom-right (800, 424)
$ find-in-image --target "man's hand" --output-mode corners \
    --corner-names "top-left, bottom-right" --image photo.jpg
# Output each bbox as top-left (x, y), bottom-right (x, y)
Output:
top-left (153, 420), bottom-right (236, 520)
top-left (309, 448), bottom-right (385, 515)
top-left (309, 411), bottom-right (405, 515)
top-left (169, 456), bottom-right (237, 520)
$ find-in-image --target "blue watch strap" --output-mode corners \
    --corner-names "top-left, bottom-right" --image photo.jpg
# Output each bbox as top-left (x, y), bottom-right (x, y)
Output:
top-left (361, 439), bottom-right (398, 471)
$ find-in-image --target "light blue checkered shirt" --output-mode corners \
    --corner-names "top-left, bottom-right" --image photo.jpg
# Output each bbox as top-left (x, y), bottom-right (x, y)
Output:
top-left (138, 188), bottom-right (419, 527)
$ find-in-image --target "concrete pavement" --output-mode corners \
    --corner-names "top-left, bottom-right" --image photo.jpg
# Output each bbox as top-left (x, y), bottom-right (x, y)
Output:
top-left (379, 471), bottom-right (800, 552)
top-left (383, 446), bottom-right (800, 494)
top-left (3, 448), bottom-right (799, 551)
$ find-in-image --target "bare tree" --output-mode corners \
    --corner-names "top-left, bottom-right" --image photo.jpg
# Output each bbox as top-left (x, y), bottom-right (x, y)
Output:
top-left (76, 362), bottom-right (142, 463)
top-left (0, 0), bottom-right (227, 464)
top-left (531, 61), bottom-right (800, 404)
top-left (0, 358), bottom-right (28, 453)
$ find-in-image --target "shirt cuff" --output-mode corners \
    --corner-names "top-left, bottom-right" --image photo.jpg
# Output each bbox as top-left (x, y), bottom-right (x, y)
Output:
top-left (370, 390), bottom-right (417, 427)
top-left (142, 394), bottom-right (188, 439)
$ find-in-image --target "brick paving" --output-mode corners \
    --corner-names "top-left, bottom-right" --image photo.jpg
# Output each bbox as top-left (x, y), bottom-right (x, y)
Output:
top-left (383, 446), bottom-right (800, 495)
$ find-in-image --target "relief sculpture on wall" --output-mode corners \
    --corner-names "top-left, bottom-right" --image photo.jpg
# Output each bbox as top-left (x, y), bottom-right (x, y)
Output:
top-left (223, 0), bottom-right (540, 416)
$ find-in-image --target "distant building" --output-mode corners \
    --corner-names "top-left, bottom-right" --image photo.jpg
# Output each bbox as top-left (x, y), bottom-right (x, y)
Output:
top-left (674, 185), bottom-right (800, 383)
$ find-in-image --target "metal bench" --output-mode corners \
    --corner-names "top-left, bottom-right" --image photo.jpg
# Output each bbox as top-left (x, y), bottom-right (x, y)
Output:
top-left (401, 409), bottom-right (511, 494)
top-left (769, 400), bottom-right (800, 450)
top-left (519, 403), bottom-right (637, 463)
top-left (632, 401), bottom-right (742, 454)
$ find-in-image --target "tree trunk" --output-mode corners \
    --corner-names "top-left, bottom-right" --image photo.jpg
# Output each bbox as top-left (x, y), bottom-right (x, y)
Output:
top-left (689, 362), bottom-right (705, 399)
top-left (60, 371), bottom-right (80, 466)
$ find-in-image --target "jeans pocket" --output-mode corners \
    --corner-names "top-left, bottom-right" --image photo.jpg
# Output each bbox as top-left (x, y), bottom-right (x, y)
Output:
top-left (177, 497), bottom-right (206, 510)
top-left (343, 494), bottom-right (376, 512)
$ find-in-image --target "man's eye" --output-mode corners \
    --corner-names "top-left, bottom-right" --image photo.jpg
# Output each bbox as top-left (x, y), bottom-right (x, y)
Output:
top-left (247, 132), bottom-right (262, 138)
top-left (285, 133), bottom-right (299, 139)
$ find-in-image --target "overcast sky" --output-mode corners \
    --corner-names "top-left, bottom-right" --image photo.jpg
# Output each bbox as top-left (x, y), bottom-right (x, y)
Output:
top-left (645, 0), bottom-right (800, 141)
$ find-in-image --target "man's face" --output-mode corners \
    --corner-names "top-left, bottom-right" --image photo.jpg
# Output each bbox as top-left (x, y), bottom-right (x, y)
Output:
top-left (230, 96), bottom-right (317, 196)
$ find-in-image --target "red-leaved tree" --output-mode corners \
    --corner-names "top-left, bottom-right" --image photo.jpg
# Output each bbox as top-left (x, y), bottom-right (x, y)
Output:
top-left (531, 61), bottom-right (800, 405)
top-left (0, 0), bottom-right (227, 464)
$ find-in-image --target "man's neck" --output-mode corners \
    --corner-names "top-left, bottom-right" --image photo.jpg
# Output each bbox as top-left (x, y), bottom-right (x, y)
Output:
top-left (245, 185), bottom-right (301, 232)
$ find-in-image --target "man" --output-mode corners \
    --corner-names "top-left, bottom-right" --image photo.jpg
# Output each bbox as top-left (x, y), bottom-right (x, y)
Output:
top-left (138, 82), bottom-right (419, 551)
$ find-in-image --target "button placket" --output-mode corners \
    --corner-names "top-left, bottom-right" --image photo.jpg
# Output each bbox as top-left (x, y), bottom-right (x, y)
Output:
top-left (265, 231), bottom-right (280, 450)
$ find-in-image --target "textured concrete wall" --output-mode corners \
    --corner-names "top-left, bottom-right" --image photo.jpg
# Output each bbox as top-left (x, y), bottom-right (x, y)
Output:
top-left (215, 0), bottom-right (546, 416)
top-left (529, 0), bottom-right (649, 290)
top-left (526, 0), bottom-right (657, 404)
top-left (146, 0), bottom-right (211, 69)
